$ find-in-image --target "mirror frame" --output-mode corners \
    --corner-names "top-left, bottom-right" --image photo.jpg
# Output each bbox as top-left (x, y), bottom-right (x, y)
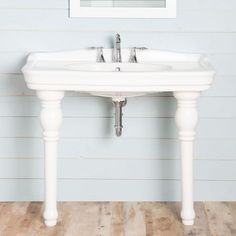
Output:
top-left (70, 0), bottom-right (176, 18)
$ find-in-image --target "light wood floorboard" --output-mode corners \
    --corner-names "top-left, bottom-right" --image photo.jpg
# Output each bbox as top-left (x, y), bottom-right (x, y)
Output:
top-left (0, 202), bottom-right (235, 236)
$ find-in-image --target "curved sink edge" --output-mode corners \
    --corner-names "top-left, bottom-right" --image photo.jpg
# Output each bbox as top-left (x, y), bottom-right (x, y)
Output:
top-left (89, 92), bottom-right (150, 98)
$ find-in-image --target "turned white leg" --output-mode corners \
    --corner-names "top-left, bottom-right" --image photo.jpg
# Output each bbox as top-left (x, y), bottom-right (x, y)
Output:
top-left (37, 91), bottom-right (64, 227)
top-left (174, 91), bottom-right (200, 226)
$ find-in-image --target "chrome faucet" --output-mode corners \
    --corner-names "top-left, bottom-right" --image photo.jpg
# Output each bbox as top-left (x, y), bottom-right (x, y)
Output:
top-left (113, 34), bottom-right (122, 63)
top-left (91, 34), bottom-right (147, 63)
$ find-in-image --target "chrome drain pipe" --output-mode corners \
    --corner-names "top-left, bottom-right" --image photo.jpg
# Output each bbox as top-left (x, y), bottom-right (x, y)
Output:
top-left (112, 98), bottom-right (127, 137)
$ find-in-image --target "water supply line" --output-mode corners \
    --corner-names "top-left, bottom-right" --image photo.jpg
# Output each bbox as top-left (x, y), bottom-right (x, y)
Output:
top-left (112, 98), bottom-right (127, 137)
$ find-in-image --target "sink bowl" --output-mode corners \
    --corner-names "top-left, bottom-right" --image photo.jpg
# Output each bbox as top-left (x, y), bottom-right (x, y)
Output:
top-left (22, 49), bottom-right (215, 98)
top-left (65, 62), bottom-right (171, 72)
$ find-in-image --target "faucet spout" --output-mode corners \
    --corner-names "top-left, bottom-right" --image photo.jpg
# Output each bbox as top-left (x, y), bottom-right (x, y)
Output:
top-left (113, 34), bottom-right (122, 63)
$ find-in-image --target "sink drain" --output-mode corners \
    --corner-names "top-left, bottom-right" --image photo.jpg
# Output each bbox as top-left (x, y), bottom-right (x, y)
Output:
top-left (115, 67), bottom-right (121, 72)
top-left (112, 98), bottom-right (127, 137)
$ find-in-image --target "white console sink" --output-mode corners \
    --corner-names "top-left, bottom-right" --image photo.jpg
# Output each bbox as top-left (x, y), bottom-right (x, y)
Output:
top-left (22, 48), bottom-right (215, 227)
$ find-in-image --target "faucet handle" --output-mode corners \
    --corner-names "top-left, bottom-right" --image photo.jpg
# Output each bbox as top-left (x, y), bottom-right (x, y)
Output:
top-left (129, 48), bottom-right (137, 63)
top-left (129, 47), bottom-right (148, 63)
top-left (89, 47), bottom-right (106, 63)
top-left (97, 47), bottom-right (106, 63)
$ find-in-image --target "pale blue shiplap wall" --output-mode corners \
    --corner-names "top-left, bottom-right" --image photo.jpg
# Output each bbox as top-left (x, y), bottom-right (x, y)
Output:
top-left (0, 0), bottom-right (236, 201)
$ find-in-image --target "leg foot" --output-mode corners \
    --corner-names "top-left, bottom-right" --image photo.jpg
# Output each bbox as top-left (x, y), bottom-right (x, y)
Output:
top-left (182, 219), bottom-right (194, 226)
top-left (44, 219), bottom-right (57, 227)
top-left (181, 209), bottom-right (195, 225)
top-left (43, 202), bottom-right (58, 227)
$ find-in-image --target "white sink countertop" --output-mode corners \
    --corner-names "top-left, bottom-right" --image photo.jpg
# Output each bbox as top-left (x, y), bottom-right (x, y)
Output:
top-left (22, 49), bottom-right (215, 96)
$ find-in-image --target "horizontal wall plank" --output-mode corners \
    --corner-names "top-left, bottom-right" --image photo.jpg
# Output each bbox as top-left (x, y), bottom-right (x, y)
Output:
top-left (0, 137), bottom-right (235, 160)
top-left (0, 74), bottom-right (33, 96)
top-left (203, 76), bottom-right (236, 97)
top-left (1, 0), bottom-right (236, 10)
top-left (0, 117), bottom-right (234, 139)
top-left (0, 52), bottom-right (234, 75)
top-left (0, 0), bottom-right (66, 9)
top-left (0, 53), bottom-right (27, 74)
top-left (0, 9), bottom-right (235, 32)
top-left (0, 74), bottom-right (233, 97)
top-left (179, 0), bottom-right (236, 11)
top-left (0, 179), bottom-right (235, 201)
top-left (0, 159), bottom-right (235, 181)
top-left (2, 31), bottom-right (236, 54)
top-left (208, 54), bottom-right (236, 76)
top-left (0, 96), bottom-right (236, 118)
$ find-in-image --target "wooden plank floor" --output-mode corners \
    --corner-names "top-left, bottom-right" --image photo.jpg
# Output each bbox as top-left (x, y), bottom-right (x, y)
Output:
top-left (0, 202), bottom-right (236, 236)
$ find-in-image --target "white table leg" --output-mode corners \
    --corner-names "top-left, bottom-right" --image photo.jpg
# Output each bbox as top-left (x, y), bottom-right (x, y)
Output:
top-left (174, 91), bottom-right (200, 226)
top-left (37, 90), bottom-right (64, 227)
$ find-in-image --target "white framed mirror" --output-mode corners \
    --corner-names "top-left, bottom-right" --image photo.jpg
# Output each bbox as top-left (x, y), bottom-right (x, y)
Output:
top-left (70, 0), bottom-right (176, 18)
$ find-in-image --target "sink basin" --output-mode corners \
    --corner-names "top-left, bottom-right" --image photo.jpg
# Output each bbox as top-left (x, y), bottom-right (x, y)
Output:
top-left (65, 62), bottom-right (171, 72)
top-left (22, 49), bottom-right (215, 98)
